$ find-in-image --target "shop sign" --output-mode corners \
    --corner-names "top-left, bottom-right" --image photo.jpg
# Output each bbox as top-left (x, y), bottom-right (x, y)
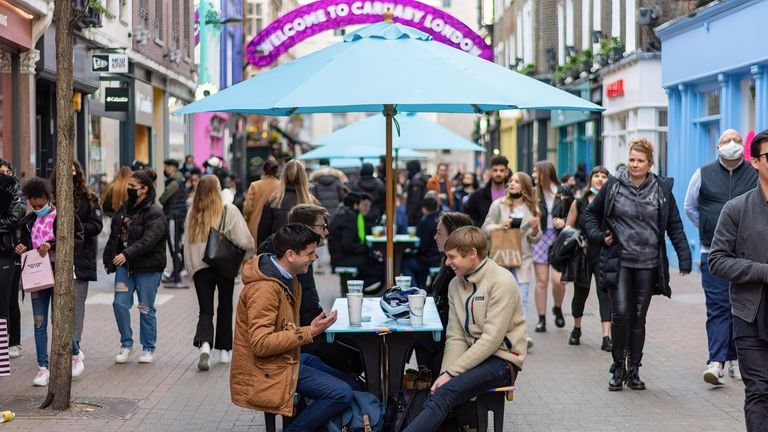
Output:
top-left (607, 79), bottom-right (624, 98)
top-left (246, 0), bottom-right (492, 68)
top-left (92, 54), bottom-right (129, 73)
top-left (0, 2), bottom-right (33, 50)
top-left (105, 87), bottom-right (130, 112)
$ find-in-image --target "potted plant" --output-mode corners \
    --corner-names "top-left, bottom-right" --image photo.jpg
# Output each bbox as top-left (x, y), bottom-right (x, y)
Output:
top-left (518, 63), bottom-right (536, 76)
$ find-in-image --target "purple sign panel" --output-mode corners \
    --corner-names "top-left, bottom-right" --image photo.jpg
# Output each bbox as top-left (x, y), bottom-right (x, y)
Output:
top-left (246, 0), bottom-right (492, 68)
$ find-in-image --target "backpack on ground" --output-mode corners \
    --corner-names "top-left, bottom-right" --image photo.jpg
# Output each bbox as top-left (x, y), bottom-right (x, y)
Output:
top-left (326, 390), bottom-right (385, 432)
top-left (383, 388), bottom-right (430, 432)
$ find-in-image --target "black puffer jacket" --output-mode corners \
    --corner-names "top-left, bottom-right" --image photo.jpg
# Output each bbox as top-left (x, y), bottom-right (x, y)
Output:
top-left (350, 175), bottom-right (385, 225)
top-left (103, 189), bottom-right (168, 274)
top-left (328, 205), bottom-right (369, 268)
top-left (257, 185), bottom-right (305, 245)
top-left (405, 161), bottom-right (427, 226)
top-left (0, 175), bottom-right (24, 257)
top-left (584, 173), bottom-right (692, 297)
top-left (463, 180), bottom-right (495, 227)
top-left (74, 193), bottom-right (104, 281)
top-left (311, 175), bottom-right (344, 216)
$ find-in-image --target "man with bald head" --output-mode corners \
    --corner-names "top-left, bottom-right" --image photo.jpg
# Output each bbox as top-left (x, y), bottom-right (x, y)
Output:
top-left (685, 129), bottom-right (757, 386)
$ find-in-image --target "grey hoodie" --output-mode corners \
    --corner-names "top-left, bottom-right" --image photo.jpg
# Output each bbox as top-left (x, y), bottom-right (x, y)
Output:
top-left (611, 168), bottom-right (660, 269)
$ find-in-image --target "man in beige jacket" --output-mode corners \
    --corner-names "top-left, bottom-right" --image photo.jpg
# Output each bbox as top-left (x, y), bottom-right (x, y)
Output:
top-left (404, 226), bottom-right (527, 432)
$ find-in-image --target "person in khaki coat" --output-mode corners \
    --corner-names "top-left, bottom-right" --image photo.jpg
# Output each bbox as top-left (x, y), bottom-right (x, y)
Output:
top-left (230, 224), bottom-right (358, 431)
top-left (243, 159), bottom-right (280, 244)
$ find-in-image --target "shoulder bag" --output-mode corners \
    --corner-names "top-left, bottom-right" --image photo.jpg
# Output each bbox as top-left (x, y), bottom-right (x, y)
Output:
top-left (203, 205), bottom-right (246, 279)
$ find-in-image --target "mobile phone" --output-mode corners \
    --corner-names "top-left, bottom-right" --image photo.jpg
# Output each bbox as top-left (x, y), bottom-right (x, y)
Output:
top-left (510, 217), bottom-right (523, 229)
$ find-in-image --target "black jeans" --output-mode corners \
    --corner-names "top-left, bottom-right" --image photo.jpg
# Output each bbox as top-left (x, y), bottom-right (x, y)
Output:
top-left (166, 215), bottom-right (185, 281)
top-left (610, 266), bottom-right (656, 364)
top-left (0, 256), bottom-right (15, 322)
top-left (403, 356), bottom-right (513, 432)
top-left (9, 260), bottom-right (20, 346)
top-left (571, 259), bottom-right (611, 322)
top-left (735, 335), bottom-right (768, 431)
top-left (192, 267), bottom-right (235, 350)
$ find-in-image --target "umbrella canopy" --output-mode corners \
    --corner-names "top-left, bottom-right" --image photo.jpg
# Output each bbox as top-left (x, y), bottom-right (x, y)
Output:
top-left (299, 142), bottom-right (426, 160)
top-left (312, 113), bottom-right (486, 152)
top-left (174, 21), bottom-right (603, 116)
top-left (175, 15), bottom-right (603, 289)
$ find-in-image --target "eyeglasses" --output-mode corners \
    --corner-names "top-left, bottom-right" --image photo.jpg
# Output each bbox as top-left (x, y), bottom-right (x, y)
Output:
top-left (754, 152), bottom-right (768, 161)
top-left (310, 223), bottom-right (329, 230)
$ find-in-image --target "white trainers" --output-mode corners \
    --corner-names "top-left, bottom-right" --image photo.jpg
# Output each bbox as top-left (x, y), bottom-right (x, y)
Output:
top-left (219, 350), bottom-right (231, 364)
top-left (198, 343), bottom-right (211, 371)
top-left (8, 345), bottom-right (22, 358)
top-left (115, 347), bottom-right (133, 364)
top-left (703, 362), bottom-right (725, 385)
top-left (138, 350), bottom-right (154, 363)
top-left (33, 367), bottom-right (49, 386)
top-left (72, 353), bottom-right (85, 378)
top-left (728, 361), bottom-right (742, 380)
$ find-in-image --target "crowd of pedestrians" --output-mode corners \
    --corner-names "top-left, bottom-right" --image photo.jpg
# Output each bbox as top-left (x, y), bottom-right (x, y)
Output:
top-left (1, 127), bottom-right (767, 431)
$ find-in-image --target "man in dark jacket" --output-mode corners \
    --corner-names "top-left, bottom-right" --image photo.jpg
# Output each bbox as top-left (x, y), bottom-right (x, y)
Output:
top-left (0, 163), bottom-right (23, 364)
top-left (159, 159), bottom-right (188, 284)
top-left (709, 129), bottom-right (768, 431)
top-left (350, 162), bottom-right (385, 225)
top-left (328, 192), bottom-right (383, 290)
top-left (684, 129), bottom-right (757, 386)
top-left (464, 155), bottom-right (509, 226)
top-left (310, 158), bottom-right (346, 218)
top-left (405, 160), bottom-right (428, 226)
top-left (400, 196), bottom-right (442, 289)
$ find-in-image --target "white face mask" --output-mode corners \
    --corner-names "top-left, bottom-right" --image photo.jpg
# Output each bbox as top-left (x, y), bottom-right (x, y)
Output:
top-left (718, 140), bottom-right (744, 161)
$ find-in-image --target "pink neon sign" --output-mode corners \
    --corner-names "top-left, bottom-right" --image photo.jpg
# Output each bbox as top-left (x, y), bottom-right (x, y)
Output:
top-left (246, 0), bottom-right (492, 68)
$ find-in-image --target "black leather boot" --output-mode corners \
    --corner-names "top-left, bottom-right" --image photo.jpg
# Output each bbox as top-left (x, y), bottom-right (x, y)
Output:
top-left (608, 361), bottom-right (625, 391)
top-left (568, 327), bottom-right (581, 345)
top-left (626, 362), bottom-right (646, 390)
top-left (535, 315), bottom-right (546, 332)
top-left (553, 306), bottom-right (566, 328)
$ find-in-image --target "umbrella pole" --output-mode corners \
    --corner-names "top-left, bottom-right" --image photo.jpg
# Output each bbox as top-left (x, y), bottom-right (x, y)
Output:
top-left (384, 105), bottom-right (395, 289)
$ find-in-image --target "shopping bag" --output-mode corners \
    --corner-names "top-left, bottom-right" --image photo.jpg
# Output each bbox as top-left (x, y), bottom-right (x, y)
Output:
top-left (20, 250), bottom-right (54, 292)
top-left (489, 228), bottom-right (523, 268)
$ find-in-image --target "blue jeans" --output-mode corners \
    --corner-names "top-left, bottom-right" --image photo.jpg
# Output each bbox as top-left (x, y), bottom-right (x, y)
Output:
top-left (510, 268), bottom-right (529, 318)
top-left (701, 253), bottom-right (737, 364)
top-left (403, 356), bottom-right (512, 432)
top-left (286, 353), bottom-right (358, 432)
top-left (31, 288), bottom-right (79, 368)
top-left (112, 266), bottom-right (161, 352)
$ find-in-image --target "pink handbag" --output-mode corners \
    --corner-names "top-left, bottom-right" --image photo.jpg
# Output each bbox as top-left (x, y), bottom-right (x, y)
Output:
top-left (20, 250), bottom-right (55, 292)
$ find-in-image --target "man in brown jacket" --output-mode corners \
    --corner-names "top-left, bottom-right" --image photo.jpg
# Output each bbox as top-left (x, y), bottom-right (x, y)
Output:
top-left (230, 223), bottom-right (358, 431)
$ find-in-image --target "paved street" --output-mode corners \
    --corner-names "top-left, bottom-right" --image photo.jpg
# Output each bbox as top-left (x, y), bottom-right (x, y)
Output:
top-left (0, 258), bottom-right (746, 431)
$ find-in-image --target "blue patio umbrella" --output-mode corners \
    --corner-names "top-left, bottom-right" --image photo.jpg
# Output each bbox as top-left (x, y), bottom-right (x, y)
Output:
top-left (175, 11), bottom-right (603, 287)
top-left (312, 113), bottom-right (486, 152)
top-left (299, 142), bottom-right (427, 160)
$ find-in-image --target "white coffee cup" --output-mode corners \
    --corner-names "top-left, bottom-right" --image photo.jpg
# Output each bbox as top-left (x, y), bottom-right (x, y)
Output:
top-left (395, 276), bottom-right (412, 290)
top-left (407, 226), bottom-right (417, 238)
top-left (347, 292), bottom-right (363, 326)
top-left (347, 280), bottom-right (364, 294)
top-left (408, 293), bottom-right (426, 327)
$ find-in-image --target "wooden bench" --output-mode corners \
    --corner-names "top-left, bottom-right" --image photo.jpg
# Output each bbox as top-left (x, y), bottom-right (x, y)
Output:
top-left (334, 266), bottom-right (359, 296)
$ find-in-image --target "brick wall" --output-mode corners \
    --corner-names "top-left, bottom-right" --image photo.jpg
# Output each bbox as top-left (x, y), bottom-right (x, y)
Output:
top-left (132, 0), bottom-right (194, 81)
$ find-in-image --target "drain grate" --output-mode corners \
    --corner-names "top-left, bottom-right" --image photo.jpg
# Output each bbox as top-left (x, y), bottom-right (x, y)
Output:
top-left (0, 395), bottom-right (140, 420)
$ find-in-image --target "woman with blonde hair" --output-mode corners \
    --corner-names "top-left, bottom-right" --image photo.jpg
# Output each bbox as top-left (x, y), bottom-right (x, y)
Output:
top-left (585, 139), bottom-right (690, 390)
top-left (185, 175), bottom-right (255, 370)
top-left (103, 166), bottom-right (133, 217)
top-left (531, 160), bottom-right (568, 333)
top-left (483, 171), bottom-right (541, 344)
top-left (257, 159), bottom-right (319, 244)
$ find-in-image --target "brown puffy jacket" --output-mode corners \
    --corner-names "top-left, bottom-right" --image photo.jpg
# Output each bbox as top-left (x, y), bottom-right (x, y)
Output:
top-left (230, 255), bottom-right (313, 416)
top-left (243, 176), bottom-right (280, 245)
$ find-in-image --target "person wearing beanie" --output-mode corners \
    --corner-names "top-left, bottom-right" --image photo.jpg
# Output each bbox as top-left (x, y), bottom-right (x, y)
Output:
top-left (350, 162), bottom-right (385, 226)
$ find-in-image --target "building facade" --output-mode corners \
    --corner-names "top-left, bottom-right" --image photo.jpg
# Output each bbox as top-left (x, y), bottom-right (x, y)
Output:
top-left (657, 0), bottom-right (768, 262)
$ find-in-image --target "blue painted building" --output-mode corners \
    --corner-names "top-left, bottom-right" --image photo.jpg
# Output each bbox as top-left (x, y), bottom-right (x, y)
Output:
top-left (656, 0), bottom-right (768, 267)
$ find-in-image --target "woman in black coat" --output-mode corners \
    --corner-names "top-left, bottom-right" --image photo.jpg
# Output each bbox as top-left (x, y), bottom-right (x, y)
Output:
top-left (585, 139), bottom-right (691, 391)
top-left (257, 160), bottom-right (318, 245)
top-left (103, 169), bottom-right (167, 364)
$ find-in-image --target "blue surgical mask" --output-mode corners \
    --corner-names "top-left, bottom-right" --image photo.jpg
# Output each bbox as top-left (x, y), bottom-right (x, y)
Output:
top-left (34, 203), bottom-right (51, 217)
top-left (590, 186), bottom-right (599, 195)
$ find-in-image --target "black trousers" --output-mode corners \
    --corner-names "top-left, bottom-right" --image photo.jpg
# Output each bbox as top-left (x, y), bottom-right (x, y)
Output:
top-left (0, 256), bottom-right (15, 322)
top-left (571, 259), bottom-right (611, 322)
top-left (192, 267), bottom-right (235, 350)
top-left (735, 335), bottom-right (768, 431)
top-left (8, 261), bottom-right (20, 346)
top-left (166, 215), bottom-right (185, 281)
top-left (610, 266), bottom-right (656, 364)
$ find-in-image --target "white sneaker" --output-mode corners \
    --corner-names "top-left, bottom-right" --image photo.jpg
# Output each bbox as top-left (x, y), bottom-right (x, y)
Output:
top-left (77, 350), bottom-right (85, 361)
top-left (527, 337), bottom-right (534, 349)
top-left (728, 361), bottom-right (742, 380)
top-left (115, 347), bottom-right (133, 364)
top-left (138, 350), bottom-right (154, 363)
top-left (703, 362), bottom-right (725, 385)
top-left (33, 367), bottom-right (49, 386)
top-left (72, 354), bottom-right (85, 378)
top-left (198, 343), bottom-right (210, 371)
top-left (8, 345), bottom-right (22, 358)
top-left (219, 350), bottom-right (231, 364)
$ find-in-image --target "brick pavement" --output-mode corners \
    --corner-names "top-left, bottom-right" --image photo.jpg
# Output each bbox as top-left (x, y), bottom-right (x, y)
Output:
top-left (0, 264), bottom-right (746, 431)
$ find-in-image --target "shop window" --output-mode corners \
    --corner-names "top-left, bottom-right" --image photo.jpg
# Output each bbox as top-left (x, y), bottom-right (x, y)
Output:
top-left (741, 77), bottom-right (755, 134)
top-left (658, 109), bottom-right (668, 127)
top-left (703, 89), bottom-right (720, 116)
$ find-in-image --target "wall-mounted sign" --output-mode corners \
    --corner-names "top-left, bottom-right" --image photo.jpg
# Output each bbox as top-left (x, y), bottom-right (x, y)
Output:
top-left (607, 79), bottom-right (624, 98)
top-left (246, 0), bottom-right (492, 68)
top-left (0, 2), bottom-right (32, 49)
top-left (92, 54), bottom-right (129, 73)
top-left (105, 87), bottom-right (130, 112)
